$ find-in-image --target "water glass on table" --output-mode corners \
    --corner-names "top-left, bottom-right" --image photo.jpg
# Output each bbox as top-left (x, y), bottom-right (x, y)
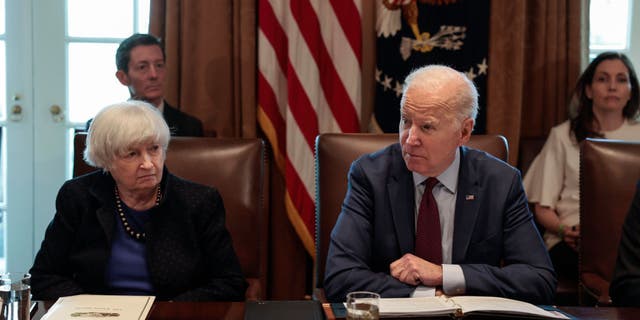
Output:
top-left (346, 291), bottom-right (380, 320)
top-left (0, 272), bottom-right (31, 320)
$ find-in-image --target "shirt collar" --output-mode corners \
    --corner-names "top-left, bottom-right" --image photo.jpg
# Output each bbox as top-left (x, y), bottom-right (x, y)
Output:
top-left (157, 99), bottom-right (165, 113)
top-left (412, 147), bottom-right (460, 194)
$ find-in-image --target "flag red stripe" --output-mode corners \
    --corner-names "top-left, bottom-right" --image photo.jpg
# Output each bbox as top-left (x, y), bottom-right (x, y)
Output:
top-left (259, 0), bottom-right (288, 73)
top-left (285, 160), bottom-right (316, 234)
top-left (290, 0), bottom-right (360, 133)
top-left (287, 64), bottom-right (319, 148)
top-left (329, 0), bottom-right (362, 64)
top-left (257, 72), bottom-right (286, 156)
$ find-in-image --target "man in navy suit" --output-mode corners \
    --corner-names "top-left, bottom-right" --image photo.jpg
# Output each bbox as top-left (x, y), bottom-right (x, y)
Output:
top-left (115, 34), bottom-right (203, 137)
top-left (324, 65), bottom-right (556, 304)
top-left (87, 34), bottom-right (203, 136)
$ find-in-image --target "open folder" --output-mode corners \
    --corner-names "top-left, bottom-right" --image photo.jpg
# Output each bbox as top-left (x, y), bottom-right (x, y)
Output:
top-left (377, 296), bottom-right (569, 319)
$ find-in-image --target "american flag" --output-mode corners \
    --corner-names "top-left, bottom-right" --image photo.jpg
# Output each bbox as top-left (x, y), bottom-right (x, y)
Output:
top-left (258, 0), bottom-right (362, 257)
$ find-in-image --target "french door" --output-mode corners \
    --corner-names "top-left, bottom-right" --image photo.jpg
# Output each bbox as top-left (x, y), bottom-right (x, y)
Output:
top-left (1, 0), bottom-right (148, 272)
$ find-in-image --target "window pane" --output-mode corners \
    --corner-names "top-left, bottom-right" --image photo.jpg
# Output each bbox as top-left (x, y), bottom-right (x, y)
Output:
top-left (137, 0), bottom-right (150, 33)
top-left (67, 0), bottom-right (133, 37)
top-left (590, 0), bottom-right (630, 50)
top-left (0, 42), bottom-right (5, 120)
top-left (68, 43), bottom-right (129, 123)
top-left (0, 0), bottom-right (5, 35)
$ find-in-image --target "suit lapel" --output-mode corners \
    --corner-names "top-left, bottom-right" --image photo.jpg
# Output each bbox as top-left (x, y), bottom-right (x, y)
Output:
top-left (452, 146), bottom-right (481, 262)
top-left (90, 174), bottom-right (116, 243)
top-left (388, 146), bottom-right (416, 254)
top-left (96, 207), bottom-right (115, 243)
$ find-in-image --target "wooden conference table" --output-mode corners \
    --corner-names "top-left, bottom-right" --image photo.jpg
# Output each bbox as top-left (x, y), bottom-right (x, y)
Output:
top-left (31, 301), bottom-right (247, 320)
top-left (31, 300), bottom-right (640, 319)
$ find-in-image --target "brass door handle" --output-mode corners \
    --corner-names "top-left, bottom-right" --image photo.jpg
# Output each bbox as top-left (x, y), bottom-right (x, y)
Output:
top-left (50, 104), bottom-right (64, 122)
top-left (50, 104), bottom-right (62, 115)
top-left (10, 104), bottom-right (23, 121)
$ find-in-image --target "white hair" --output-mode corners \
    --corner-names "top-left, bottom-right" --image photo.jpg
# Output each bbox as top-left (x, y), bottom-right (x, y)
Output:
top-left (400, 64), bottom-right (479, 122)
top-left (84, 100), bottom-right (170, 170)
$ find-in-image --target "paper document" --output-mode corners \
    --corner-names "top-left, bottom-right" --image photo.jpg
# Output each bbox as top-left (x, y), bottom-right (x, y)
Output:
top-left (377, 296), bottom-right (569, 319)
top-left (40, 294), bottom-right (155, 320)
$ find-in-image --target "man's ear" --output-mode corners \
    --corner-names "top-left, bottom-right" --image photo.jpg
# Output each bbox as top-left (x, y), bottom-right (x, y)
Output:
top-left (115, 70), bottom-right (130, 86)
top-left (459, 118), bottom-right (474, 145)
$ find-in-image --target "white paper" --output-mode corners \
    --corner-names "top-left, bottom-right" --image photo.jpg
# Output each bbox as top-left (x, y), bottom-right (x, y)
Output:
top-left (40, 294), bottom-right (155, 320)
top-left (376, 296), bottom-right (569, 319)
top-left (379, 296), bottom-right (457, 317)
top-left (450, 296), bottom-right (569, 319)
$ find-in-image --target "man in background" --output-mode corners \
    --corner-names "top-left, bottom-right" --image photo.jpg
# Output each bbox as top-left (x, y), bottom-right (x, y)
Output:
top-left (89, 33), bottom-right (203, 136)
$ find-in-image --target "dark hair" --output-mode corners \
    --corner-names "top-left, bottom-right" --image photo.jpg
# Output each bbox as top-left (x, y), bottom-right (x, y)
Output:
top-left (115, 33), bottom-right (165, 73)
top-left (570, 51), bottom-right (640, 142)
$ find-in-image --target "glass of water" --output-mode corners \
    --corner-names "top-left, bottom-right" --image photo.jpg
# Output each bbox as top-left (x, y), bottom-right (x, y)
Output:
top-left (346, 291), bottom-right (380, 320)
top-left (0, 272), bottom-right (31, 320)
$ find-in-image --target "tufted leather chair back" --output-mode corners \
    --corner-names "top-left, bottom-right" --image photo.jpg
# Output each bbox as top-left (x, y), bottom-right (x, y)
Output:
top-left (579, 138), bottom-right (640, 306)
top-left (74, 133), bottom-right (269, 300)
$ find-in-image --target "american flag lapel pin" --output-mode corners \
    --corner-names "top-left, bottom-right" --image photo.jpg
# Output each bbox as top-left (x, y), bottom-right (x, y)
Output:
top-left (465, 194), bottom-right (475, 201)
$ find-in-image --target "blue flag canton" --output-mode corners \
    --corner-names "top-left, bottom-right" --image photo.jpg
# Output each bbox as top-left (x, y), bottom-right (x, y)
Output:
top-left (374, 0), bottom-right (490, 133)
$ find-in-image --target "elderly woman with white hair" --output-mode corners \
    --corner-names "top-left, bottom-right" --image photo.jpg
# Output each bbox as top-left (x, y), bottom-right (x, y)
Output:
top-left (29, 101), bottom-right (247, 301)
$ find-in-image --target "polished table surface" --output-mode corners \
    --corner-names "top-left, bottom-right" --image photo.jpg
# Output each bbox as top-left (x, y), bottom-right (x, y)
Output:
top-left (32, 301), bottom-right (246, 320)
top-left (31, 301), bottom-right (640, 320)
top-left (327, 304), bottom-right (640, 320)
top-left (557, 306), bottom-right (640, 320)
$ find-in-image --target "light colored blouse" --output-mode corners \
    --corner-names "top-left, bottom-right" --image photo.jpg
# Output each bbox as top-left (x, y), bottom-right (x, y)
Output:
top-left (523, 119), bottom-right (640, 249)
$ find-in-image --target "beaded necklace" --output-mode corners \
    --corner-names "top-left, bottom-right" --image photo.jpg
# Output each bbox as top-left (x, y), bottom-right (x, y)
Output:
top-left (114, 185), bottom-right (161, 242)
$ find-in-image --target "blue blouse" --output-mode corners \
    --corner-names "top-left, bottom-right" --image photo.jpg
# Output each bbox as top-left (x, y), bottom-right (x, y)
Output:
top-left (105, 204), bottom-right (154, 295)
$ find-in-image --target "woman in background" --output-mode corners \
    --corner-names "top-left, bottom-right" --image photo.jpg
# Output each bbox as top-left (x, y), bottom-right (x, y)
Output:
top-left (30, 101), bottom-right (247, 301)
top-left (524, 51), bottom-right (640, 282)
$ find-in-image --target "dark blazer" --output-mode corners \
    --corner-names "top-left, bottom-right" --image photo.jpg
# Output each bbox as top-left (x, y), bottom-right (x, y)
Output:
top-left (163, 101), bottom-right (203, 137)
top-left (324, 144), bottom-right (556, 304)
top-left (610, 181), bottom-right (640, 306)
top-left (85, 100), bottom-right (203, 137)
top-left (30, 168), bottom-right (247, 301)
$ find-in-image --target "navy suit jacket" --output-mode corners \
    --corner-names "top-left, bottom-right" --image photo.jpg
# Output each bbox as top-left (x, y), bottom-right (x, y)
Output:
top-left (324, 143), bottom-right (556, 304)
top-left (163, 101), bottom-right (203, 137)
top-left (85, 100), bottom-right (203, 137)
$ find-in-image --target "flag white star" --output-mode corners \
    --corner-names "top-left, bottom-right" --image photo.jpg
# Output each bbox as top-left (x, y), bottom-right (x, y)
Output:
top-left (375, 68), bottom-right (382, 82)
top-left (382, 75), bottom-right (393, 91)
top-left (394, 81), bottom-right (403, 97)
top-left (465, 68), bottom-right (476, 81)
top-left (477, 58), bottom-right (488, 75)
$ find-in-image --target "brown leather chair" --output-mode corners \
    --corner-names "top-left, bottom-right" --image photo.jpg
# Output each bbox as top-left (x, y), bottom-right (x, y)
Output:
top-left (518, 137), bottom-right (547, 176)
top-left (313, 133), bottom-right (509, 301)
top-left (579, 138), bottom-right (640, 306)
top-left (73, 133), bottom-right (269, 300)
top-left (519, 136), bottom-right (579, 305)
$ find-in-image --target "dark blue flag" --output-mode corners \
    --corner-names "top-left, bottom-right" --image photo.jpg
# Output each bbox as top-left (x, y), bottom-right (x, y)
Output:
top-left (374, 0), bottom-right (490, 133)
